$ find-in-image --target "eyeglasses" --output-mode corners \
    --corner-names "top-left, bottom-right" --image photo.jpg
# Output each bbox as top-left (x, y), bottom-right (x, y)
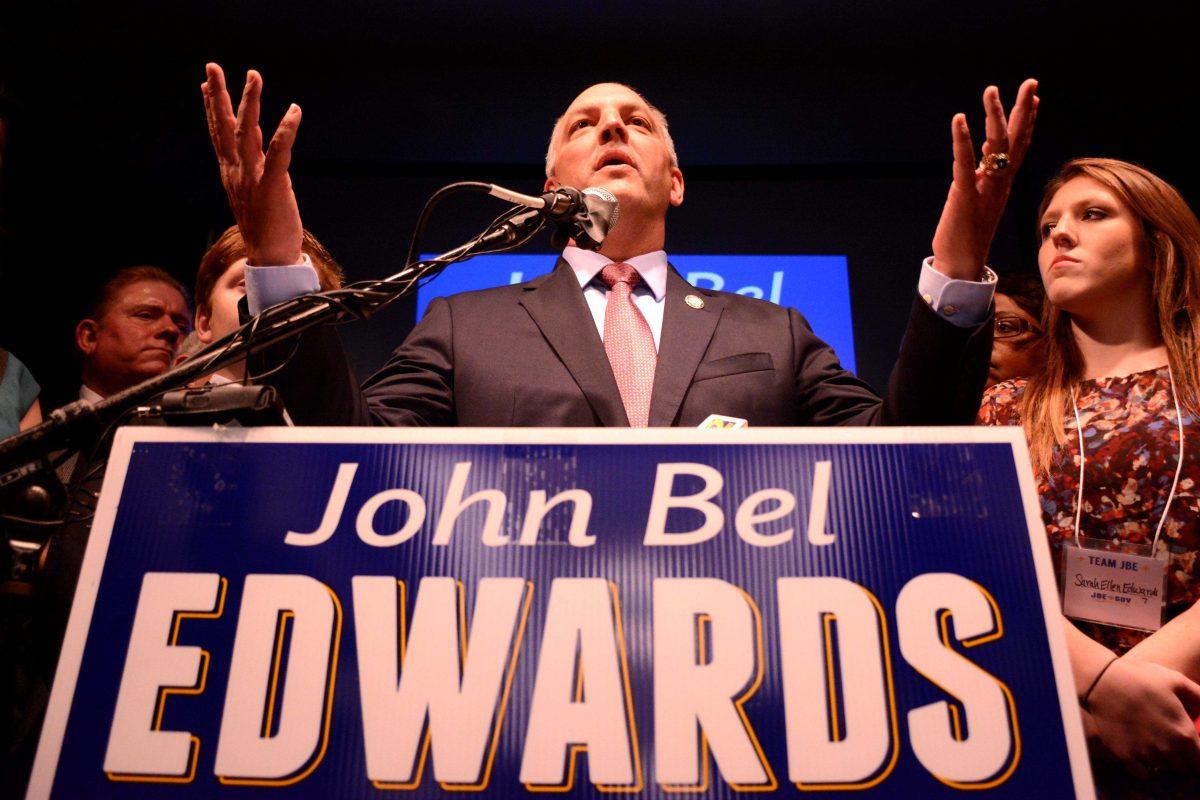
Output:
top-left (994, 314), bottom-right (1042, 341)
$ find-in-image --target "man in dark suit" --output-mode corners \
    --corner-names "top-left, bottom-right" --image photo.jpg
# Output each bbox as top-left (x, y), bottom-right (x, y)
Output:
top-left (199, 68), bottom-right (1038, 427)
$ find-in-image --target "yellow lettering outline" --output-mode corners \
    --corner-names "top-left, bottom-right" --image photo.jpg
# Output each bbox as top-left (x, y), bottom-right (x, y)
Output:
top-left (662, 588), bottom-right (777, 793)
top-left (525, 581), bottom-right (643, 793)
top-left (375, 579), bottom-right (534, 791)
top-left (823, 612), bottom-right (842, 743)
top-left (921, 582), bottom-right (1021, 791)
top-left (371, 580), bottom-right (428, 790)
top-left (218, 581), bottom-right (343, 787)
top-left (261, 610), bottom-right (295, 738)
top-left (797, 587), bottom-right (899, 792)
top-left (662, 613), bottom-right (712, 793)
top-left (107, 575), bottom-right (228, 784)
top-left (441, 580), bottom-right (534, 792)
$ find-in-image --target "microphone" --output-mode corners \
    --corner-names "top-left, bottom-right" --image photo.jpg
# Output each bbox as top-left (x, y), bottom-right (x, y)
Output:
top-left (486, 184), bottom-right (620, 251)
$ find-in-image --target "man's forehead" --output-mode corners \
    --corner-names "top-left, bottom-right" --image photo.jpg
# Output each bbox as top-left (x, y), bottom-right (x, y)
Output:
top-left (113, 280), bottom-right (186, 309)
top-left (563, 82), bottom-right (652, 115)
top-left (221, 257), bottom-right (250, 281)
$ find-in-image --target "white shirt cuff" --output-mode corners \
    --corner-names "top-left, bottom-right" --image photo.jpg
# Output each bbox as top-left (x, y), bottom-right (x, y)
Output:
top-left (917, 257), bottom-right (996, 328)
top-left (244, 254), bottom-right (320, 315)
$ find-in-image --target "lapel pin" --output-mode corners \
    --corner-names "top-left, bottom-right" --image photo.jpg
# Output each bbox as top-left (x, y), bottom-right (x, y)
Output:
top-left (684, 294), bottom-right (705, 309)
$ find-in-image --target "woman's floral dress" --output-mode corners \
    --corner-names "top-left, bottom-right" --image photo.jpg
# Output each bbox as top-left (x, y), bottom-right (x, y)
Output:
top-left (978, 367), bottom-right (1200, 654)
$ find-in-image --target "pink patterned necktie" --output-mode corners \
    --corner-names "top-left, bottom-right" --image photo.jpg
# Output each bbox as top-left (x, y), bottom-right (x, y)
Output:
top-left (600, 262), bottom-right (657, 427)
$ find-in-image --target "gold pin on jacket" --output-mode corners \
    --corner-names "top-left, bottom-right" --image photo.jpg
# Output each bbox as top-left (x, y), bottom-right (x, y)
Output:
top-left (684, 294), bottom-right (705, 309)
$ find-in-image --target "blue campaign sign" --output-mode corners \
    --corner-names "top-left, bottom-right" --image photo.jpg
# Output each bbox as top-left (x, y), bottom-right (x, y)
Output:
top-left (29, 427), bottom-right (1092, 798)
top-left (418, 254), bottom-right (857, 373)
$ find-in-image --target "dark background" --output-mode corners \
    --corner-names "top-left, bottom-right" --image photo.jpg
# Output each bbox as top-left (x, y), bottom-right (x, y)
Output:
top-left (2, 1), bottom-right (1197, 411)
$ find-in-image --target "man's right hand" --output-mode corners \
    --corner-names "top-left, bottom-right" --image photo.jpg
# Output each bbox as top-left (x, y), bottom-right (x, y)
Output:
top-left (201, 63), bottom-right (304, 266)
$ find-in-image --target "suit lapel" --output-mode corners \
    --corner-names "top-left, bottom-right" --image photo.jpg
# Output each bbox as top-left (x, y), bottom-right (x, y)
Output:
top-left (519, 259), bottom-right (629, 426)
top-left (649, 267), bottom-right (722, 426)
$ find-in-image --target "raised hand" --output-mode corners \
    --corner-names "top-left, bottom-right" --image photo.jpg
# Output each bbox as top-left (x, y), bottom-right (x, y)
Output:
top-left (931, 79), bottom-right (1039, 280)
top-left (201, 63), bottom-right (304, 266)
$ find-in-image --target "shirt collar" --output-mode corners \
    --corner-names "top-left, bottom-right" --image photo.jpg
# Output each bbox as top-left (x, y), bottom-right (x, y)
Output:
top-left (79, 384), bottom-right (104, 404)
top-left (562, 246), bottom-right (669, 301)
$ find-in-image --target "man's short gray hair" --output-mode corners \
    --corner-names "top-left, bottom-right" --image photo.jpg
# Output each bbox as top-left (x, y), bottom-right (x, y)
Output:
top-left (545, 87), bottom-right (679, 178)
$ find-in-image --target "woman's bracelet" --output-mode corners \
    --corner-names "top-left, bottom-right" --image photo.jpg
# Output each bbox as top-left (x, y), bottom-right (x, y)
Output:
top-left (1080, 655), bottom-right (1119, 710)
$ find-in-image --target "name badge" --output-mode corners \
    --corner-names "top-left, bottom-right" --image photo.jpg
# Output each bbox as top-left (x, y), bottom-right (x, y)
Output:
top-left (1060, 537), bottom-right (1167, 632)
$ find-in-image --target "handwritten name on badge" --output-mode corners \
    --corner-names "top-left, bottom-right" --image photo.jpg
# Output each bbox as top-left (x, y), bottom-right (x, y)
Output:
top-left (1061, 543), bottom-right (1166, 632)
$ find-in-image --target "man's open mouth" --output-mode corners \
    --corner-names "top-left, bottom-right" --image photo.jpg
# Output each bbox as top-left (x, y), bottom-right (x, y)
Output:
top-left (594, 151), bottom-right (634, 170)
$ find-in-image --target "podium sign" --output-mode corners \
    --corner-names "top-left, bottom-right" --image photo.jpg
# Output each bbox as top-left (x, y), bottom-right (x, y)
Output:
top-left (28, 427), bottom-right (1092, 798)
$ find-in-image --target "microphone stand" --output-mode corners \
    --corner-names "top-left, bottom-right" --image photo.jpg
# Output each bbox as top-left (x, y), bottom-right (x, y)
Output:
top-left (0, 203), bottom-right (546, 582)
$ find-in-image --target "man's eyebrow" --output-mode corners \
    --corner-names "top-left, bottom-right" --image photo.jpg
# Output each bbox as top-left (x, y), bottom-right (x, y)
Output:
top-left (126, 301), bottom-right (172, 314)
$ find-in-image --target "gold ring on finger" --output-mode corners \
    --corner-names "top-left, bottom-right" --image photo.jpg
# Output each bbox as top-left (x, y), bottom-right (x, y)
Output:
top-left (980, 152), bottom-right (1011, 176)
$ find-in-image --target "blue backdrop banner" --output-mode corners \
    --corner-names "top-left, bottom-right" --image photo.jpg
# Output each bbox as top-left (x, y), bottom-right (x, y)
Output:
top-left (29, 427), bottom-right (1091, 798)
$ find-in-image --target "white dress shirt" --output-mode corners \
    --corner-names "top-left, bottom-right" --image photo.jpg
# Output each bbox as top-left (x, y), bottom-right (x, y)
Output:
top-left (562, 247), bottom-right (669, 350)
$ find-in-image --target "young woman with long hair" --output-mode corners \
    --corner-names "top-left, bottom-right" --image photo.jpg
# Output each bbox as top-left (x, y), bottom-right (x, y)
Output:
top-left (979, 158), bottom-right (1200, 788)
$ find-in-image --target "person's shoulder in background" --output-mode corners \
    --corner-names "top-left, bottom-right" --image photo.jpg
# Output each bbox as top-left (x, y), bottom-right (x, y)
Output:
top-left (977, 377), bottom-right (1028, 426)
top-left (0, 347), bottom-right (42, 438)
